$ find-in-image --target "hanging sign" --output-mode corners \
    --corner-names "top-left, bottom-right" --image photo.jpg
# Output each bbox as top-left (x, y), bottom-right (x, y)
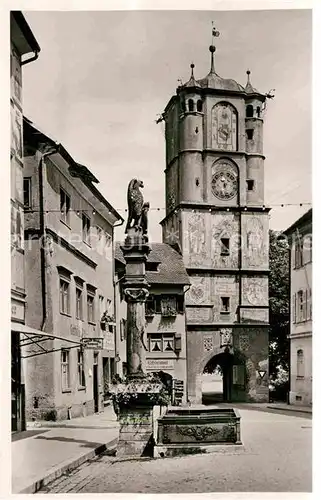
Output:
top-left (81, 338), bottom-right (104, 349)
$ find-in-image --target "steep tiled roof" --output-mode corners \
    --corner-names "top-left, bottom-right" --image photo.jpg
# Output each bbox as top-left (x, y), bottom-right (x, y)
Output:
top-left (115, 242), bottom-right (190, 286)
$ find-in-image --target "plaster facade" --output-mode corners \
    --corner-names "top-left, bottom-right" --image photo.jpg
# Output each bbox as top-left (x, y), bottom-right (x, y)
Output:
top-left (23, 120), bottom-right (123, 421)
top-left (10, 12), bottom-right (40, 432)
top-left (284, 210), bottom-right (312, 406)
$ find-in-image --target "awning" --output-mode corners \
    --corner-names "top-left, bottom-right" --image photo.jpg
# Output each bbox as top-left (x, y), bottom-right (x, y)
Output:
top-left (11, 323), bottom-right (81, 359)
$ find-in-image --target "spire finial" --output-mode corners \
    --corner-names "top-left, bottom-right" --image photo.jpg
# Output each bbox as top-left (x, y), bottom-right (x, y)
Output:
top-left (246, 69), bottom-right (251, 84)
top-left (190, 62), bottom-right (195, 78)
top-left (209, 22), bottom-right (220, 74)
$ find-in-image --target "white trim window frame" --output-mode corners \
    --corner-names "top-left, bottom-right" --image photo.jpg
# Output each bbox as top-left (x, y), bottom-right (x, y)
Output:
top-left (87, 290), bottom-right (95, 324)
top-left (61, 348), bottom-right (71, 391)
top-left (59, 276), bottom-right (71, 315)
top-left (76, 286), bottom-right (83, 320)
top-left (297, 290), bottom-right (306, 323)
top-left (148, 333), bottom-right (175, 352)
top-left (60, 187), bottom-right (71, 227)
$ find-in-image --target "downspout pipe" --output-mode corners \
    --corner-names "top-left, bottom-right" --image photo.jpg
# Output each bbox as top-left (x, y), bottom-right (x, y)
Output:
top-left (39, 148), bottom-right (58, 331)
top-left (21, 51), bottom-right (39, 66)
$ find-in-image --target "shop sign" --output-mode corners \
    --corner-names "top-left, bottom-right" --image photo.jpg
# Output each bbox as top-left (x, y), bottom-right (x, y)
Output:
top-left (11, 300), bottom-right (25, 322)
top-left (81, 338), bottom-right (104, 349)
top-left (146, 359), bottom-right (174, 371)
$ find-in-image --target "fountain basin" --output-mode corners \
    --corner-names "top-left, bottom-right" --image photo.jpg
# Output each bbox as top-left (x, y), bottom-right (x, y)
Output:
top-left (154, 405), bottom-right (242, 457)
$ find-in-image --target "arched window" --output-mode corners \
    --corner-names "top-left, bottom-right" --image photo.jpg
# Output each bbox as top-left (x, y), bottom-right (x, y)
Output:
top-left (188, 99), bottom-right (194, 112)
top-left (246, 105), bottom-right (254, 118)
top-left (197, 100), bottom-right (203, 112)
top-left (256, 106), bottom-right (261, 118)
top-left (297, 349), bottom-right (304, 378)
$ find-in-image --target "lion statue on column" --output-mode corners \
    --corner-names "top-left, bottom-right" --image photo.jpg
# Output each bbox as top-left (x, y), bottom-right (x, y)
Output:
top-left (125, 179), bottom-right (149, 235)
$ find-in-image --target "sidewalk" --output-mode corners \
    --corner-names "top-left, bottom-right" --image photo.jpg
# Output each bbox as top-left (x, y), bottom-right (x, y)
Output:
top-left (11, 404), bottom-right (119, 494)
top-left (267, 402), bottom-right (312, 414)
top-left (218, 401), bottom-right (312, 415)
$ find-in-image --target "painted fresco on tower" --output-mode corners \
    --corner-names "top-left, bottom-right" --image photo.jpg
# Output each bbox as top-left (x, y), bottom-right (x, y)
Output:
top-left (243, 215), bottom-right (269, 269)
top-left (211, 102), bottom-right (237, 151)
top-left (211, 212), bottom-right (239, 268)
top-left (186, 276), bottom-right (211, 305)
top-left (187, 212), bottom-right (208, 267)
top-left (242, 276), bottom-right (268, 306)
top-left (186, 306), bottom-right (213, 323)
top-left (240, 308), bottom-right (269, 324)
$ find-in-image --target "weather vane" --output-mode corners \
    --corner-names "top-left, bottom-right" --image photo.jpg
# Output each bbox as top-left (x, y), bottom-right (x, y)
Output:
top-left (211, 21), bottom-right (220, 43)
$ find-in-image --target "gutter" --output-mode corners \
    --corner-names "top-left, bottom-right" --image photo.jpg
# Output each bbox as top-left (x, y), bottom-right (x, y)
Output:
top-left (21, 51), bottom-right (39, 66)
top-left (39, 148), bottom-right (58, 330)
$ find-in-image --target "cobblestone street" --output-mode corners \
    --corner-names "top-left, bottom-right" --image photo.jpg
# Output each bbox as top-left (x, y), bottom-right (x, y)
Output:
top-left (39, 408), bottom-right (312, 494)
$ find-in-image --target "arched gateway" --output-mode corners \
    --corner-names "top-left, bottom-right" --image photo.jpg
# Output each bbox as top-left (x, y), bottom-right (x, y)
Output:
top-left (185, 329), bottom-right (269, 405)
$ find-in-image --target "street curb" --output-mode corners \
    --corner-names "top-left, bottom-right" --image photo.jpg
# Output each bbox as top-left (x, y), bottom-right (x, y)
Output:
top-left (16, 438), bottom-right (118, 494)
top-left (267, 405), bottom-right (312, 414)
top-left (27, 422), bottom-right (119, 430)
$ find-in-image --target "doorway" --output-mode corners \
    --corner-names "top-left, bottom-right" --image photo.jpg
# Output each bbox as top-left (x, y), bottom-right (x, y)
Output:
top-left (93, 353), bottom-right (99, 413)
top-left (202, 350), bottom-right (234, 404)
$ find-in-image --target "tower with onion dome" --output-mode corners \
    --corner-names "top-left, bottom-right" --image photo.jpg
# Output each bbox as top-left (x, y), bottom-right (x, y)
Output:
top-left (160, 25), bottom-right (273, 404)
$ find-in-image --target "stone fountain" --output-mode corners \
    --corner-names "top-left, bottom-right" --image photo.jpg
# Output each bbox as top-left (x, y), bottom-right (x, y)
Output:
top-left (114, 178), bottom-right (242, 458)
top-left (115, 179), bottom-right (169, 457)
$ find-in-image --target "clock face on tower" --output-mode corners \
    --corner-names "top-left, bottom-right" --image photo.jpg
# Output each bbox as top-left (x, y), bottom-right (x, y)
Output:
top-left (211, 162), bottom-right (238, 200)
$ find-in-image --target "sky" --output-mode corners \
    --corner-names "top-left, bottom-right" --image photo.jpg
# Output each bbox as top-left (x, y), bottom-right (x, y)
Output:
top-left (21, 8), bottom-right (312, 243)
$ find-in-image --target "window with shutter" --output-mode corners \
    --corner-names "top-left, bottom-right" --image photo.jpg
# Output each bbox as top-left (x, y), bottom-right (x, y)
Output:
top-left (292, 294), bottom-right (296, 323)
top-left (302, 290), bottom-right (307, 321)
top-left (306, 288), bottom-right (312, 321)
top-left (297, 349), bottom-right (304, 378)
top-left (297, 290), bottom-right (304, 322)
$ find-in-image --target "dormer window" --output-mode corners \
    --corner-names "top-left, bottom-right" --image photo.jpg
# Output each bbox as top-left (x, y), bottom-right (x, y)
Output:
top-left (146, 262), bottom-right (159, 272)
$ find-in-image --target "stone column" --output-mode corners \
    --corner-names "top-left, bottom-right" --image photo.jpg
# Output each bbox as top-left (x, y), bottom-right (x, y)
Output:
top-left (121, 228), bottom-right (150, 379)
top-left (116, 228), bottom-right (164, 457)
